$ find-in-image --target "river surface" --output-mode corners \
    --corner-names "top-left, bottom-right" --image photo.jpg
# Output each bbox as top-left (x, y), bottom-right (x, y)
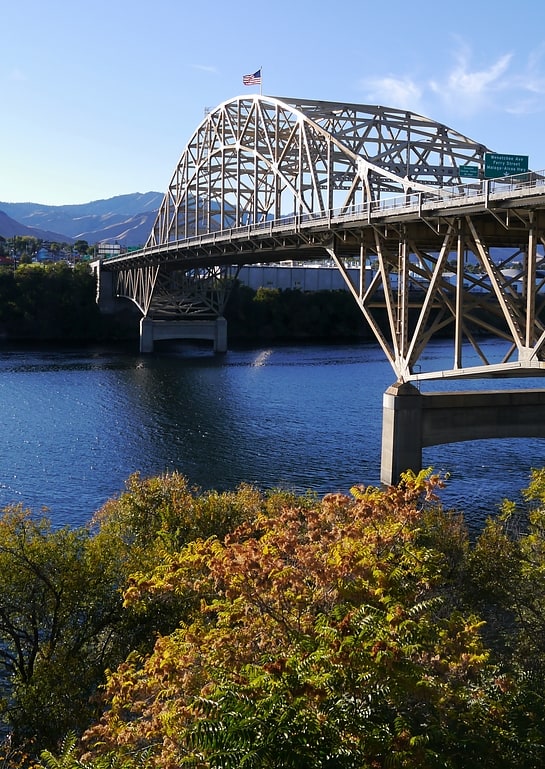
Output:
top-left (1, 339), bottom-right (544, 531)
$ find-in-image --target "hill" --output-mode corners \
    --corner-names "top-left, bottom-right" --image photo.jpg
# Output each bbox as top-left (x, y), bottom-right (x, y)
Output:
top-left (0, 192), bottom-right (163, 246)
top-left (0, 210), bottom-right (73, 243)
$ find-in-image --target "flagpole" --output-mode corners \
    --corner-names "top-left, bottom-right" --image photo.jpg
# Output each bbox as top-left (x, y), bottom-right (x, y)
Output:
top-left (260, 65), bottom-right (263, 95)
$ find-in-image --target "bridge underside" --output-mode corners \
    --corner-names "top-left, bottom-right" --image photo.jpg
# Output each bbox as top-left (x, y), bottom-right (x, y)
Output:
top-left (381, 383), bottom-right (545, 485)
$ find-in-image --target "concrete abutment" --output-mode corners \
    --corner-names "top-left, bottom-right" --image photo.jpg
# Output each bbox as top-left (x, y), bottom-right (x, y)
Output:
top-left (381, 383), bottom-right (545, 485)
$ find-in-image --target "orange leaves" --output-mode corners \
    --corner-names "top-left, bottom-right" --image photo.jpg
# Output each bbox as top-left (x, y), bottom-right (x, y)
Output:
top-left (81, 472), bottom-right (466, 764)
top-left (25, 468), bottom-right (545, 767)
top-left (119, 470), bottom-right (447, 653)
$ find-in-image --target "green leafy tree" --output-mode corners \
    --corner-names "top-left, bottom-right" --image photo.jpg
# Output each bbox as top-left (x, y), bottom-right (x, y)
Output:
top-left (7, 262), bottom-right (102, 339)
top-left (0, 474), bottom-right (277, 764)
top-left (80, 471), bottom-right (540, 768)
top-left (39, 732), bottom-right (147, 769)
top-left (74, 240), bottom-right (90, 256)
top-left (0, 507), bottom-right (130, 753)
top-left (463, 468), bottom-right (545, 755)
top-left (92, 471), bottom-right (280, 557)
top-left (91, 473), bottom-right (299, 649)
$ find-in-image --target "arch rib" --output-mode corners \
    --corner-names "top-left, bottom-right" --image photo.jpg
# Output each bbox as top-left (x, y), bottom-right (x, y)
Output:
top-left (147, 95), bottom-right (489, 250)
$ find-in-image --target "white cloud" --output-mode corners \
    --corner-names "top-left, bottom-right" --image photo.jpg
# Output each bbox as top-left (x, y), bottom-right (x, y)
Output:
top-left (434, 45), bottom-right (545, 119)
top-left (191, 64), bottom-right (218, 74)
top-left (359, 76), bottom-right (423, 112)
top-left (360, 43), bottom-right (545, 122)
top-left (505, 98), bottom-right (541, 116)
top-left (511, 44), bottom-right (545, 107)
top-left (429, 48), bottom-right (512, 115)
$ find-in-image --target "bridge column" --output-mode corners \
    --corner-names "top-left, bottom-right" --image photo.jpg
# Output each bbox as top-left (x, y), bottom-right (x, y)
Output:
top-left (139, 317), bottom-right (228, 353)
top-left (214, 316), bottom-right (227, 353)
top-left (381, 385), bottom-right (545, 485)
top-left (90, 259), bottom-right (118, 313)
top-left (381, 382), bottom-right (423, 485)
top-left (140, 318), bottom-right (155, 353)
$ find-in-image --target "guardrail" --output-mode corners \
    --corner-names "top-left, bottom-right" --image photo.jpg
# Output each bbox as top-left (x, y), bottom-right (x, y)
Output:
top-left (102, 169), bottom-right (545, 264)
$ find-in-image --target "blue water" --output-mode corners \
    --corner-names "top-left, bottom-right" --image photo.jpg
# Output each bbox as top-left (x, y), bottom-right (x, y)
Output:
top-left (0, 340), bottom-right (544, 530)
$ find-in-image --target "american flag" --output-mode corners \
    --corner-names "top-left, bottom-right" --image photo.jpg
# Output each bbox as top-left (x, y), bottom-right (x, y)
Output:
top-left (243, 69), bottom-right (262, 86)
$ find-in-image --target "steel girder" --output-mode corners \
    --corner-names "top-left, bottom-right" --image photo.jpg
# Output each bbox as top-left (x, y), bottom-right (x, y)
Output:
top-left (327, 206), bottom-right (545, 382)
top-left (115, 264), bottom-right (238, 319)
top-left (116, 264), bottom-right (159, 315)
top-left (146, 95), bottom-right (489, 248)
top-left (109, 93), bottom-right (545, 382)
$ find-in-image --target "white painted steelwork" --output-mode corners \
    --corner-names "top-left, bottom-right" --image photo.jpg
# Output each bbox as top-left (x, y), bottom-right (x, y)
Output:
top-left (102, 95), bottom-right (545, 382)
top-left (146, 95), bottom-right (487, 246)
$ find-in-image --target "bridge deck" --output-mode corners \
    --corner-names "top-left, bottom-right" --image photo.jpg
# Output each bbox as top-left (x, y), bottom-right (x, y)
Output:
top-left (102, 173), bottom-right (545, 269)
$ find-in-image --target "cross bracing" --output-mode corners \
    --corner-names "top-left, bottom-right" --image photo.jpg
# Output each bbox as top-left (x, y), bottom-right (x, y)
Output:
top-left (328, 208), bottom-right (545, 382)
top-left (115, 264), bottom-right (237, 319)
top-left (146, 95), bottom-right (488, 247)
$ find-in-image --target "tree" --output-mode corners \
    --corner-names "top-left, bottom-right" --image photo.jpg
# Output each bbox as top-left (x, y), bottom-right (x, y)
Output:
top-left (0, 507), bottom-right (128, 752)
top-left (81, 471), bottom-right (540, 769)
top-left (0, 474), bottom-right (277, 764)
top-left (90, 473), bottom-right (302, 651)
top-left (91, 471), bottom-right (265, 565)
top-left (463, 469), bottom-right (545, 750)
top-left (74, 240), bottom-right (90, 256)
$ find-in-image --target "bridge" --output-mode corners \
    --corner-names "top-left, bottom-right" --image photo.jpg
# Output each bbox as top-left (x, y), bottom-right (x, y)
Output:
top-left (94, 94), bottom-right (545, 484)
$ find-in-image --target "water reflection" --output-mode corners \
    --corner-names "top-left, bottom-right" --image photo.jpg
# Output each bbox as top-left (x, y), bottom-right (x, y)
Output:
top-left (0, 341), bottom-right (544, 530)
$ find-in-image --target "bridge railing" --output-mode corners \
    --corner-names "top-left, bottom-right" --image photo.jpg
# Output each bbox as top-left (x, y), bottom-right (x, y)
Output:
top-left (102, 169), bottom-right (545, 263)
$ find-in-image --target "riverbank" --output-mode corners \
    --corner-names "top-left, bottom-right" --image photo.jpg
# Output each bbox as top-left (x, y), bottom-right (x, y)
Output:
top-left (0, 262), bottom-right (505, 348)
top-left (0, 262), bottom-right (374, 344)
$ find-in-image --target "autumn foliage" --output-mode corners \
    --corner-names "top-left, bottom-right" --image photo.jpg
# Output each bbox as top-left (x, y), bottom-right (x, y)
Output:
top-left (0, 469), bottom-right (544, 768)
top-left (74, 470), bottom-right (540, 769)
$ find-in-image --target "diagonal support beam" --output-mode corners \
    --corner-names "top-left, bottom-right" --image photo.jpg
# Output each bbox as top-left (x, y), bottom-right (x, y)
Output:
top-left (327, 246), bottom-right (396, 370)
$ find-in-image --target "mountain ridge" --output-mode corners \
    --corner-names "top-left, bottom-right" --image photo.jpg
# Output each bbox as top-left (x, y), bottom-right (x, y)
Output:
top-left (0, 192), bottom-right (163, 246)
top-left (0, 210), bottom-right (75, 243)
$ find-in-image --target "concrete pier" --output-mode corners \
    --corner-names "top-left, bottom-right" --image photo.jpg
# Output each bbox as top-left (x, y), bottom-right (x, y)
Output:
top-left (91, 260), bottom-right (118, 313)
top-left (381, 383), bottom-right (545, 485)
top-left (140, 317), bottom-right (228, 354)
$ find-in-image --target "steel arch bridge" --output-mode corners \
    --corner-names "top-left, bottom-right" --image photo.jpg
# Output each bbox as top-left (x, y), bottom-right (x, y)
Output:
top-left (146, 94), bottom-right (487, 244)
top-left (99, 94), bottom-right (545, 386)
top-left (95, 93), bottom-right (545, 483)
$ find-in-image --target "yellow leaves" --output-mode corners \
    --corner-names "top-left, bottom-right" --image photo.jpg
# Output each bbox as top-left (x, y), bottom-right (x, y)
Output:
top-left (429, 612), bottom-right (490, 681)
top-left (522, 466), bottom-right (545, 504)
top-left (26, 467), bottom-right (545, 768)
top-left (85, 474), bottom-right (502, 766)
top-left (117, 476), bottom-right (451, 649)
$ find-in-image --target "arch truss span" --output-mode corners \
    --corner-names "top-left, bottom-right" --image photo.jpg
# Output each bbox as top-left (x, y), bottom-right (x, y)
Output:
top-left (146, 95), bottom-right (489, 248)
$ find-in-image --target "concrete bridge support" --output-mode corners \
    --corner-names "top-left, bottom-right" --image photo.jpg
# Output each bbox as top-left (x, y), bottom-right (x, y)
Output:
top-left (140, 317), bottom-right (228, 354)
top-left (381, 383), bottom-right (545, 485)
top-left (91, 260), bottom-right (118, 313)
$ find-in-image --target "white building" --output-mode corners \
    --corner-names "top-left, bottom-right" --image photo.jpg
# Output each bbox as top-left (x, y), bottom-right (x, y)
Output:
top-left (237, 263), bottom-right (371, 292)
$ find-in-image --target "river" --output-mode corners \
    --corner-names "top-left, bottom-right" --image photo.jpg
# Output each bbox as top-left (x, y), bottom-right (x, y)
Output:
top-left (1, 339), bottom-right (544, 531)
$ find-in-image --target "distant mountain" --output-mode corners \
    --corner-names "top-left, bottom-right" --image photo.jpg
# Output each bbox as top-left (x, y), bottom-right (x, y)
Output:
top-left (0, 192), bottom-right (163, 246)
top-left (0, 210), bottom-right (74, 243)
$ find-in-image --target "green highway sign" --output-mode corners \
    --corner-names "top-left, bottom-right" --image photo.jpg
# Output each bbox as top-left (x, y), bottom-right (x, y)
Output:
top-left (459, 165), bottom-right (480, 178)
top-left (484, 152), bottom-right (529, 178)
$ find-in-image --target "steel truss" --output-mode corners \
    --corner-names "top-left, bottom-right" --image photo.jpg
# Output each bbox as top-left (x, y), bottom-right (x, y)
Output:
top-left (146, 95), bottom-right (488, 247)
top-left (107, 94), bottom-right (545, 382)
top-left (115, 264), bottom-right (238, 319)
top-left (328, 206), bottom-right (545, 381)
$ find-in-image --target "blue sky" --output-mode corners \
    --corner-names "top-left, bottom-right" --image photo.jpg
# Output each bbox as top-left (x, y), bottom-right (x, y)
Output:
top-left (2, 0), bottom-right (545, 205)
